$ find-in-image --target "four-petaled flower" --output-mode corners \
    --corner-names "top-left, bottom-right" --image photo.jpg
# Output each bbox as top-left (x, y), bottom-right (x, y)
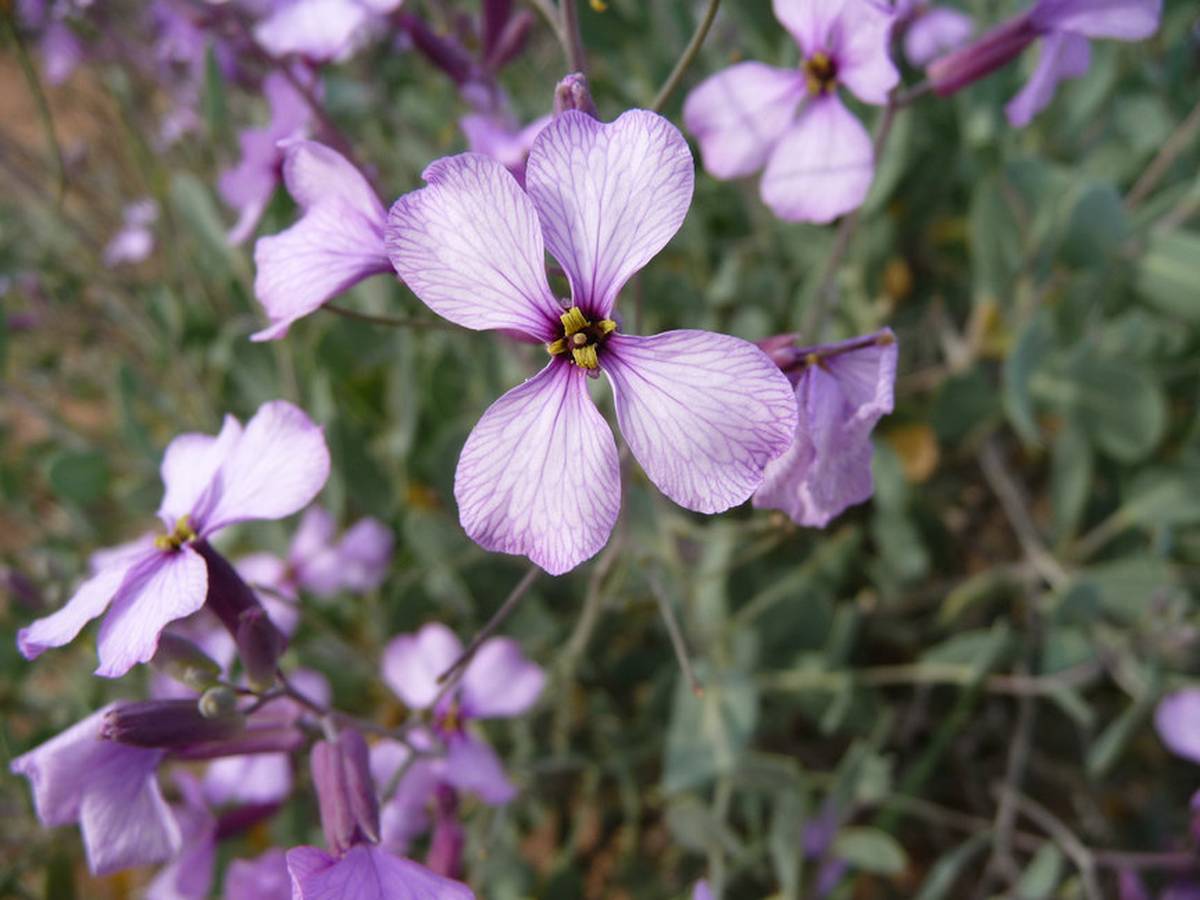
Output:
top-left (387, 109), bottom-right (799, 574)
top-left (17, 400), bottom-right (330, 677)
top-left (684, 0), bottom-right (899, 223)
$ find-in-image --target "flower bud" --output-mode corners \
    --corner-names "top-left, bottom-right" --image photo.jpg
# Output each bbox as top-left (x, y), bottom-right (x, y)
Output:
top-left (199, 685), bottom-right (239, 719)
top-left (170, 725), bottom-right (305, 760)
top-left (425, 785), bottom-right (465, 879)
top-left (101, 699), bottom-right (244, 749)
top-left (151, 632), bottom-right (223, 692)
top-left (194, 540), bottom-right (269, 636)
top-left (311, 728), bottom-right (381, 854)
top-left (554, 73), bottom-right (598, 118)
top-left (927, 13), bottom-right (1040, 97)
top-left (755, 333), bottom-right (802, 370)
top-left (400, 13), bottom-right (475, 85)
top-left (485, 9), bottom-right (534, 72)
top-left (235, 607), bottom-right (285, 691)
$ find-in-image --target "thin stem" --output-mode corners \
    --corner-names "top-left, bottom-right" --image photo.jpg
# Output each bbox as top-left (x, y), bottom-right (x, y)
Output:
top-left (648, 574), bottom-right (703, 697)
top-left (560, 0), bottom-right (587, 74)
top-left (433, 565), bottom-right (542, 691)
top-left (1126, 95), bottom-right (1200, 209)
top-left (5, 15), bottom-right (66, 201)
top-left (526, 0), bottom-right (570, 64)
top-left (995, 786), bottom-right (1103, 900)
top-left (324, 303), bottom-right (456, 330)
top-left (802, 98), bottom-right (900, 337)
top-left (650, 0), bottom-right (721, 113)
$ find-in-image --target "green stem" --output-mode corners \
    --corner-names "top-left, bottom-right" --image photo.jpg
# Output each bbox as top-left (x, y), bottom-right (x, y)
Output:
top-left (650, 0), bottom-right (722, 113)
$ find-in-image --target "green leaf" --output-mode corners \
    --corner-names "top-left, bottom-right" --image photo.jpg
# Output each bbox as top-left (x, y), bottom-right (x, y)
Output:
top-left (47, 451), bottom-right (109, 506)
top-left (913, 834), bottom-right (991, 900)
top-left (1137, 232), bottom-right (1200, 321)
top-left (969, 173), bottom-right (1023, 306)
top-left (931, 367), bottom-right (998, 442)
top-left (1050, 422), bottom-right (1093, 542)
top-left (832, 827), bottom-right (908, 877)
top-left (1119, 465), bottom-right (1200, 528)
top-left (663, 665), bottom-right (758, 793)
top-left (1059, 183), bottom-right (1130, 268)
top-left (1015, 844), bottom-right (1064, 900)
top-left (1003, 313), bottom-right (1054, 446)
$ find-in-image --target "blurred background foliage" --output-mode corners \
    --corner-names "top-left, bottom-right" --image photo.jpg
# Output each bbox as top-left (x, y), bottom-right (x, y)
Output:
top-left (2, 0), bottom-right (1200, 897)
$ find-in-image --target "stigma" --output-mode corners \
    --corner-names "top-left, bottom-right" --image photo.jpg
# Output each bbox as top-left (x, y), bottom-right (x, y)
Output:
top-left (546, 306), bottom-right (617, 370)
top-left (803, 52), bottom-right (837, 95)
top-left (155, 515), bottom-right (197, 551)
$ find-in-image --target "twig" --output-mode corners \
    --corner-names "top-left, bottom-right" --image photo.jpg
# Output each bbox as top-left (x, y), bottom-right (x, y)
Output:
top-left (433, 565), bottom-right (542, 691)
top-left (802, 99), bottom-right (900, 337)
top-left (324, 303), bottom-right (456, 330)
top-left (995, 786), bottom-right (1103, 900)
top-left (978, 438), bottom-right (1069, 590)
top-left (648, 573), bottom-right (703, 697)
top-left (560, 0), bottom-right (587, 75)
top-left (1126, 95), bottom-right (1200, 208)
top-left (650, 0), bottom-right (721, 113)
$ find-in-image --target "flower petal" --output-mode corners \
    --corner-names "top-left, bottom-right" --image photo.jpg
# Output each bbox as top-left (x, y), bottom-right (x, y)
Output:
top-left (455, 360), bottom-right (621, 575)
top-left (158, 414), bottom-right (243, 525)
top-left (772, 0), bottom-right (849, 55)
top-left (1005, 31), bottom-right (1091, 127)
top-left (81, 757), bottom-right (181, 875)
top-left (904, 8), bottom-right (974, 67)
top-left (524, 109), bottom-right (694, 320)
top-left (204, 753), bottom-right (293, 806)
top-left (290, 506), bottom-right (337, 563)
top-left (442, 734), bottom-right (516, 805)
top-left (196, 400), bottom-right (331, 535)
top-left (831, 0), bottom-right (899, 105)
top-left (1155, 690), bottom-right (1200, 764)
top-left (287, 844), bottom-right (475, 900)
top-left (252, 140), bottom-right (391, 342)
top-left (460, 638), bottom-right (545, 719)
top-left (386, 153), bottom-right (562, 342)
top-left (333, 518), bottom-right (393, 594)
top-left (226, 849), bottom-right (292, 900)
top-left (17, 562), bottom-right (133, 661)
top-left (1031, 0), bottom-right (1161, 40)
top-left (682, 62), bottom-right (806, 180)
top-left (381, 623), bottom-right (464, 710)
top-left (95, 547), bottom-right (208, 678)
top-left (761, 95), bottom-right (874, 224)
top-left (253, 0), bottom-right (370, 62)
top-left (602, 331), bottom-right (798, 514)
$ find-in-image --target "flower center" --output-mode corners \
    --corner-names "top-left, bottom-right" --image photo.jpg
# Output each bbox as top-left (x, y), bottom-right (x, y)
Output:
top-left (545, 306), bottom-right (617, 370)
top-left (155, 514), bottom-right (197, 551)
top-left (803, 52), bottom-right (838, 95)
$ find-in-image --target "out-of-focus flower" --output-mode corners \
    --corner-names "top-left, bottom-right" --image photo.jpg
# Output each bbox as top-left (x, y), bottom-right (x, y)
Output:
top-left (103, 199), bottom-right (158, 267)
top-left (693, 880), bottom-right (714, 900)
top-left (219, 69), bottom-right (315, 244)
top-left (9, 706), bottom-right (181, 875)
top-left (927, 0), bottom-right (1161, 126)
top-left (251, 140), bottom-right (391, 340)
top-left (226, 848), bottom-right (292, 900)
top-left (894, 0), bottom-right (974, 66)
top-left (237, 505), bottom-right (393, 597)
top-left (684, 0), bottom-right (899, 223)
top-left (16, 401), bottom-right (329, 677)
top-left (145, 773), bottom-right (217, 900)
top-left (1155, 689), bottom-right (1200, 763)
top-left (387, 111), bottom-right (797, 574)
top-left (459, 111), bottom-right (550, 187)
top-left (753, 329), bottom-right (898, 527)
top-left (288, 728), bottom-right (474, 899)
top-left (253, 0), bottom-right (404, 63)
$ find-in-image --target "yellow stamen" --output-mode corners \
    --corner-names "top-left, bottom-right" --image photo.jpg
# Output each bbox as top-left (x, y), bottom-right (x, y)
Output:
top-left (804, 352), bottom-right (821, 368)
top-left (597, 319), bottom-right (617, 335)
top-left (546, 338), bottom-right (567, 356)
top-left (155, 514), bottom-right (196, 551)
top-left (804, 52), bottom-right (836, 96)
top-left (589, 0), bottom-right (607, 10)
top-left (572, 332), bottom-right (588, 346)
top-left (560, 306), bottom-right (588, 336)
top-left (572, 345), bottom-right (600, 369)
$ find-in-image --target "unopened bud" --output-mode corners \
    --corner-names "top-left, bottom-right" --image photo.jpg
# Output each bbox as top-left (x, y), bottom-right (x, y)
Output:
top-left (425, 785), bottom-right (465, 878)
top-left (194, 540), bottom-right (268, 636)
top-left (101, 699), bottom-right (244, 749)
top-left (927, 13), bottom-right (1039, 97)
top-left (235, 607), bottom-right (285, 691)
top-left (485, 9), bottom-right (534, 72)
top-left (554, 73), bottom-right (598, 118)
top-left (312, 728), bottom-right (381, 854)
top-left (151, 633), bottom-right (223, 692)
top-left (755, 333), bottom-right (802, 370)
top-left (400, 13), bottom-right (475, 85)
top-left (199, 685), bottom-right (239, 719)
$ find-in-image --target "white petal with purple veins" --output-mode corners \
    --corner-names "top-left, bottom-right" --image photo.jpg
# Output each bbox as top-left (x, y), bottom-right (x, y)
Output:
top-left (602, 331), bottom-right (798, 514)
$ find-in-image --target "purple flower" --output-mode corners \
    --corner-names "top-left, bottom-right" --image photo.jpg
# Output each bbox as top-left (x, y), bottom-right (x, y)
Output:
top-left (236, 506), bottom-right (394, 597)
top-left (894, 1), bottom-right (974, 66)
top-left (927, 0), bottom-right (1161, 126)
top-left (753, 330), bottom-right (898, 527)
top-left (10, 706), bottom-right (181, 875)
top-left (146, 773), bottom-right (217, 900)
top-left (289, 728), bottom-right (475, 900)
top-left (387, 110), bottom-right (798, 574)
top-left (693, 881), bottom-right (714, 900)
top-left (103, 199), bottom-right (158, 268)
top-left (17, 401), bottom-right (330, 677)
top-left (251, 139), bottom-right (392, 339)
top-left (226, 849), bottom-right (292, 900)
top-left (219, 69), bottom-right (315, 245)
top-left (254, 0), bottom-right (404, 63)
top-left (1156, 689), bottom-right (1200, 763)
top-left (379, 622), bottom-right (545, 807)
top-left (683, 0), bottom-right (899, 223)
top-left (460, 112), bottom-right (550, 187)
